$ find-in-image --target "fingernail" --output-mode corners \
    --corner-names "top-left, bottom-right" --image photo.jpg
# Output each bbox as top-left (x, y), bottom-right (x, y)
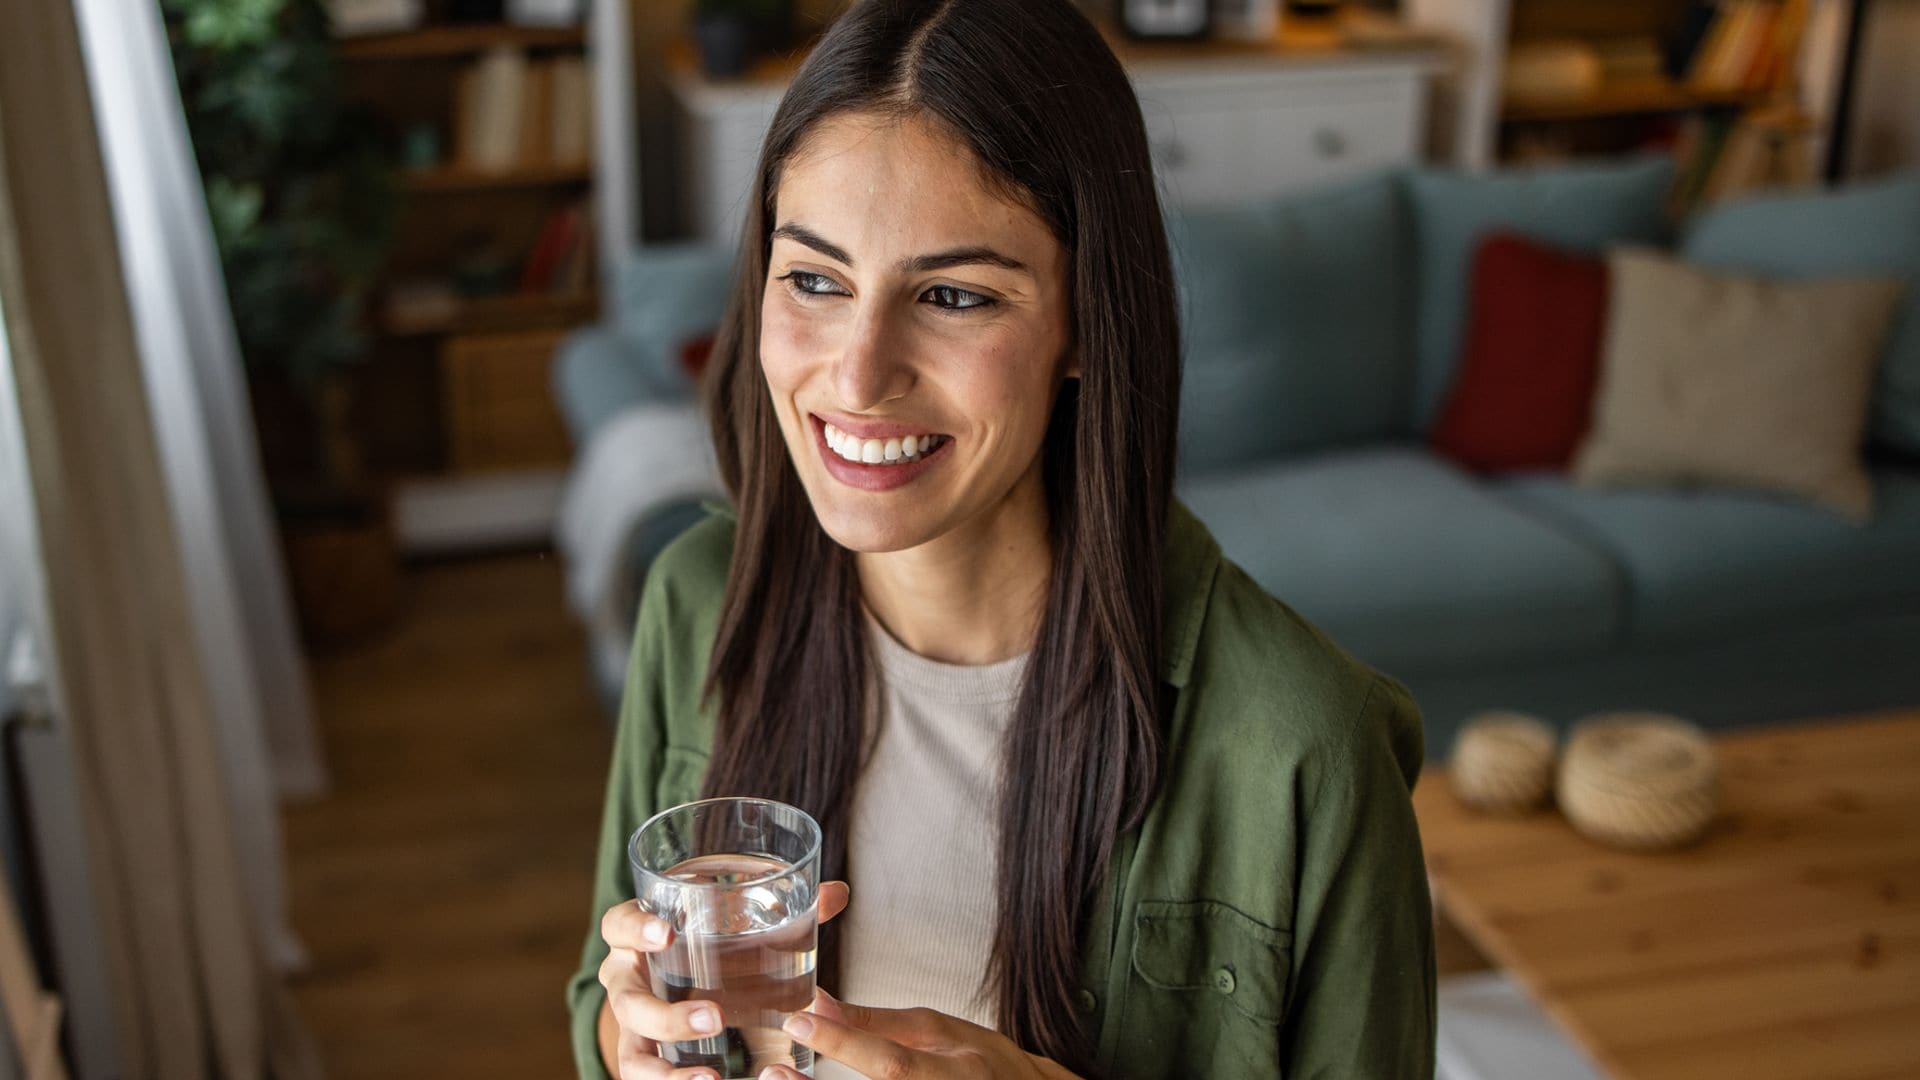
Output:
top-left (784, 1012), bottom-right (815, 1039)
top-left (690, 1007), bottom-right (720, 1034)
top-left (645, 920), bottom-right (670, 946)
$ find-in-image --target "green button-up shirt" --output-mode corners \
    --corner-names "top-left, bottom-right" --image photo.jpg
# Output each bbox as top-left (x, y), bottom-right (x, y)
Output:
top-left (568, 501), bottom-right (1435, 1078)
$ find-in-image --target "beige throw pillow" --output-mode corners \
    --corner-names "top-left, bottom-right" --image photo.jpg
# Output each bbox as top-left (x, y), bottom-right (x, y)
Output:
top-left (1573, 249), bottom-right (1905, 522)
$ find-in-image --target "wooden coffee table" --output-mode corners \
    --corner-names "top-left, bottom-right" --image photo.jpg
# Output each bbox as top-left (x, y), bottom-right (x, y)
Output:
top-left (1414, 709), bottom-right (1920, 1080)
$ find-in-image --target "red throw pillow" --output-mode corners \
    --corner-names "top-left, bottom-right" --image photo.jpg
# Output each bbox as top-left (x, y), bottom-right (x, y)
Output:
top-left (679, 333), bottom-right (717, 379)
top-left (1430, 232), bottom-right (1610, 472)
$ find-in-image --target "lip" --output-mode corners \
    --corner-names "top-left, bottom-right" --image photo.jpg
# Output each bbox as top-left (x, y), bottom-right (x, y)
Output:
top-left (810, 413), bottom-right (951, 492)
top-left (813, 410), bottom-right (948, 442)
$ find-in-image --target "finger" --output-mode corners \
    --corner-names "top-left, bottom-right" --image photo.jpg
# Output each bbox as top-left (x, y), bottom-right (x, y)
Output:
top-left (783, 1009), bottom-right (934, 1077)
top-left (614, 1036), bottom-right (722, 1080)
top-left (819, 880), bottom-right (851, 924)
top-left (603, 900), bottom-right (676, 952)
top-left (757, 1068), bottom-right (807, 1080)
top-left (805, 986), bottom-right (848, 1023)
top-left (812, 991), bottom-right (955, 1047)
top-left (608, 983), bottom-right (727, 1045)
top-left (616, 1030), bottom-right (667, 1079)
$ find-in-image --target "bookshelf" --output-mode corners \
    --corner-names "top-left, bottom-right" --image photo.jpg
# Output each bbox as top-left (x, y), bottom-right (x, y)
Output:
top-left (334, 4), bottom-right (630, 535)
top-left (1499, 78), bottom-right (1772, 121)
top-left (1408, 0), bottom-right (1848, 182)
top-left (337, 23), bottom-right (586, 60)
top-left (399, 162), bottom-right (593, 193)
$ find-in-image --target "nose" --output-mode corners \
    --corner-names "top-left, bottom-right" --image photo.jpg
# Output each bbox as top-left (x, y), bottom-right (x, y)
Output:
top-left (831, 302), bottom-right (914, 412)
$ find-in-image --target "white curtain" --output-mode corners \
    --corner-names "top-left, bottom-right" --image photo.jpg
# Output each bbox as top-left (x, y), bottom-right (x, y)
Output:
top-left (0, 0), bottom-right (328, 1074)
top-left (67, 0), bottom-right (329, 972)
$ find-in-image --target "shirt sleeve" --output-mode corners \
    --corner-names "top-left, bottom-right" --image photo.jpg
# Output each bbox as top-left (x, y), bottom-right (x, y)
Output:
top-left (565, 572), bottom-right (673, 1080)
top-left (1279, 674), bottom-right (1436, 1079)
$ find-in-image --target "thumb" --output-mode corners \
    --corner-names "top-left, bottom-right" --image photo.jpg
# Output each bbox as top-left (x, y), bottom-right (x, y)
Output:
top-left (806, 986), bottom-right (849, 1023)
top-left (819, 880), bottom-right (851, 924)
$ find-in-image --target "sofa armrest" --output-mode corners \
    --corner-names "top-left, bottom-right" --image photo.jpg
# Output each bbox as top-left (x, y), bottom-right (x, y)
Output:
top-left (551, 325), bottom-right (694, 446)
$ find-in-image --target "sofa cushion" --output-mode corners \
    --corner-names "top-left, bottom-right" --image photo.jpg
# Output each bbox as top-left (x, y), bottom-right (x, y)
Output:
top-left (1681, 175), bottom-right (1920, 455)
top-left (1571, 249), bottom-right (1902, 523)
top-left (552, 326), bottom-right (691, 445)
top-left (1168, 171), bottom-right (1412, 472)
top-left (1496, 469), bottom-right (1920, 641)
top-left (612, 244), bottom-right (737, 387)
top-left (1407, 158), bottom-right (1674, 431)
top-left (1178, 448), bottom-right (1622, 673)
top-left (1430, 232), bottom-right (1609, 472)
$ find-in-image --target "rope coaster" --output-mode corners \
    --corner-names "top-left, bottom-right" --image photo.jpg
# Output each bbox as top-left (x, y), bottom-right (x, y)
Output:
top-left (1451, 711), bottom-right (1557, 814)
top-left (1558, 712), bottom-right (1718, 851)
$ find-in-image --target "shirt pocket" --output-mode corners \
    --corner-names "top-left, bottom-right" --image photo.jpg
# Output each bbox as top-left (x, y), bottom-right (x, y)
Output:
top-left (652, 745), bottom-right (711, 811)
top-left (1121, 899), bottom-right (1291, 1076)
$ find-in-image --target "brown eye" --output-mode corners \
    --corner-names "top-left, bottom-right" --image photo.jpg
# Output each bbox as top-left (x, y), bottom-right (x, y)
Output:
top-left (924, 285), bottom-right (993, 311)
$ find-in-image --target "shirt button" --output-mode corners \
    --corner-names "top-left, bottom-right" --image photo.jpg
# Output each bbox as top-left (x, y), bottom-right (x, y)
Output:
top-left (1076, 988), bottom-right (1098, 1014)
top-left (1211, 966), bottom-right (1236, 995)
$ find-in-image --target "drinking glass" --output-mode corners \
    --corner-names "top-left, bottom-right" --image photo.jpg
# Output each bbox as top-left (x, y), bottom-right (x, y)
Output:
top-left (629, 797), bottom-right (822, 1078)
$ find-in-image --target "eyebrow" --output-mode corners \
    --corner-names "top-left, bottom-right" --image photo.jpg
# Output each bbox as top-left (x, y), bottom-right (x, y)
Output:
top-left (772, 222), bottom-right (1030, 275)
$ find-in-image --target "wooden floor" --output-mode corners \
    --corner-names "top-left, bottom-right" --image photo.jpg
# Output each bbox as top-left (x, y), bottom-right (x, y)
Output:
top-left (282, 550), bottom-right (612, 1078)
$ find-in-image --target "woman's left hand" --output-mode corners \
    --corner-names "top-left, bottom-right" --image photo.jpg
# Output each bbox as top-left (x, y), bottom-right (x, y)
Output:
top-left (758, 989), bottom-right (1080, 1080)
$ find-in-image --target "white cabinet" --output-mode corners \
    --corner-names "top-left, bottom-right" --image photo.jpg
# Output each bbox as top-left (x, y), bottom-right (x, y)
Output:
top-left (668, 48), bottom-right (1439, 245)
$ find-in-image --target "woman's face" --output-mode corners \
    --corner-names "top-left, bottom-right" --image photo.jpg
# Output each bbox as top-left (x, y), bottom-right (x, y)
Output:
top-left (761, 111), bottom-right (1074, 554)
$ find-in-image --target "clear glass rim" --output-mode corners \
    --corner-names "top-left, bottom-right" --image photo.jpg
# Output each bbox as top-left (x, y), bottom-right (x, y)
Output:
top-left (628, 795), bottom-right (822, 893)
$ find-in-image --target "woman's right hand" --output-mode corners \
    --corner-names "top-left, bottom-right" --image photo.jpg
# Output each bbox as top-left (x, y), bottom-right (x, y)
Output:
top-left (597, 881), bottom-right (851, 1079)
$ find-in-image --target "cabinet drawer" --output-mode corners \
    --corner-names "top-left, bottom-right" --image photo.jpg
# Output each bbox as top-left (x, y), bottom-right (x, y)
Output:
top-left (1243, 96), bottom-right (1420, 193)
top-left (1142, 100), bottom-right (1243, 206)
top-left (1135, 68), bottom-right (1424, 206)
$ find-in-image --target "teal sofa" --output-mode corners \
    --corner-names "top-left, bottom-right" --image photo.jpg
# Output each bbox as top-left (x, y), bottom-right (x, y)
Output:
top-left (554, 163), bottom-right (1920, 755)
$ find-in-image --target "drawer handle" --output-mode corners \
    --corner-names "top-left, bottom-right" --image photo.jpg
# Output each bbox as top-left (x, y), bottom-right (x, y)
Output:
top-left (1313, 128), bottom-right (1348, 158)
top-left (1155, 139), bottom-right (1190, 168)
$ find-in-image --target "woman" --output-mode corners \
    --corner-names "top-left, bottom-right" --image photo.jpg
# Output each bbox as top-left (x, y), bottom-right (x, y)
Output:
top-left (568, 1), bottom-right (1433, 1077)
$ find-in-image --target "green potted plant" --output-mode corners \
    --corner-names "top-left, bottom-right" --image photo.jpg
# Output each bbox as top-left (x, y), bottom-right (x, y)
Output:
top-left (163, 0), bottom-right (402, 645)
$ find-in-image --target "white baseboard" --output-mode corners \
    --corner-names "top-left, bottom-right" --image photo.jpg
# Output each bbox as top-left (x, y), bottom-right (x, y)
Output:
top-left (391, 468), bottom-right (567, 555)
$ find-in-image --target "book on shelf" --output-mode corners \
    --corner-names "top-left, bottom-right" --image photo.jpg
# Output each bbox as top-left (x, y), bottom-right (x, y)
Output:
top-left (1680, 0), bottom-right (1808, 94)
top-left (456, 46), bottom-right (529, 171)
top-left (517, 204), bottom-right (580, 293)
top-left (548, 56), bottom-right (593, 168)
top-left (517, 60), bottom-right (554, 167)
top-left (1668, 104), bottom-right (1815, 214)
top-left (517, 201), bottom-right (594, 296)
top-left (446, 49), bottom-right (592, 174)
top-left (325, 0), bottom-right (423, 37)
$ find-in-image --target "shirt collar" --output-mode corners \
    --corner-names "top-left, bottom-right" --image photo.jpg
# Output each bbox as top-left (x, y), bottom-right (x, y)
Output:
top-left (1159, 498), bottom-right (1221, 688)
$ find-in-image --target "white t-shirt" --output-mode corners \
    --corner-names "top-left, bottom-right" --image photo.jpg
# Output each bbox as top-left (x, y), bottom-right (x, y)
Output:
top-left (814, 610), bottom-right (1027, 1080)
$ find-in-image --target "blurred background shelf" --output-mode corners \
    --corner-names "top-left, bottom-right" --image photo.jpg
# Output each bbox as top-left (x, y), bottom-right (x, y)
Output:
top-left (382, 291), bottom-right (599, 337)
top-left (399, 163), bottom-right (593, 193)
top-left (1502, 79), bottom-right (1775, 122)
top-left (337, 24), bottom-right (585, 62)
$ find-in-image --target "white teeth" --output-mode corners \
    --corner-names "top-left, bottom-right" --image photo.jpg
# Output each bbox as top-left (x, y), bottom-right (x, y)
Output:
top-left (821, 421), bottom-right (944, 465)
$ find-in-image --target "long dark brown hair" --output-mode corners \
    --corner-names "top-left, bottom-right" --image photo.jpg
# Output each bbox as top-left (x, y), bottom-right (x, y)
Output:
top-left (697, 0), bottom-right (1180, 1069)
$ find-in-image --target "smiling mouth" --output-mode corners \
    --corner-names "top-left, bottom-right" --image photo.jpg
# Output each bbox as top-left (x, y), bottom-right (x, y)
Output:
top-left (818, 419), bottom-right (952, 466)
